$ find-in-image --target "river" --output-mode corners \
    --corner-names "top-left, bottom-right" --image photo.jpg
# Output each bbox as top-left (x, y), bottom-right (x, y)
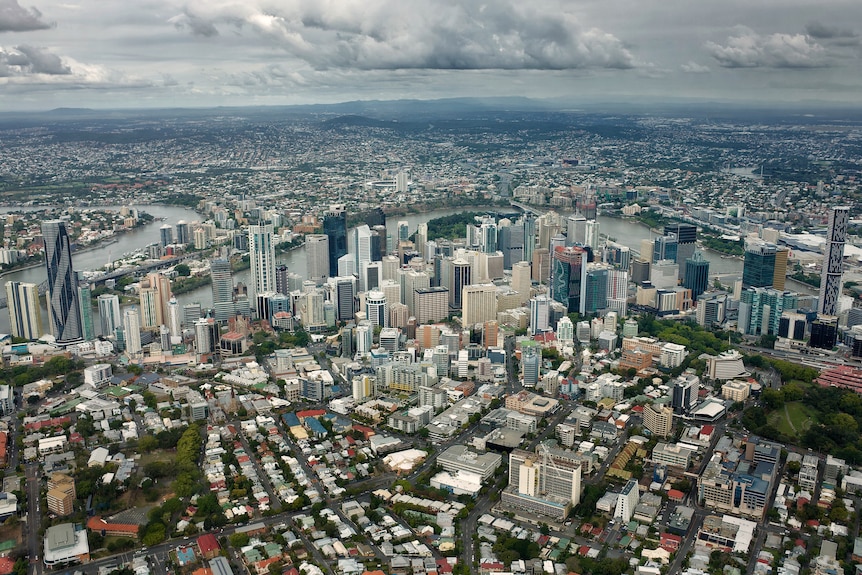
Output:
top-left (1, 205), bottom-right (770, 336)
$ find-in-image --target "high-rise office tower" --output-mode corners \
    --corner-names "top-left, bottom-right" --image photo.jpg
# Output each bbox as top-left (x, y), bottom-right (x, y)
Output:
top-left (248, 223), bottom-right (276, 308)
top-left (582, 263), bottom-right (610, 314)
top-left (631, 258), bottom-right (650, 285)
top-left (480, 220), bottom-right (498, 253)
top-left (820, 206), bottom-right (850, 316)
top-left (123, 307), bottom-right (142, 356)
top-left (415, 222), bottom-right (428, 258)
top-left (512, 261), bottom-right (532, 304)
top-left (664, 223), bottom-right (697, 280)
top-left (448, 259), bottom-right (472, 310)
top-left (684, 252), bottom-right (710, 299)
top-left (351, 224), bottom-right (374, 274)
top-left (159, 224), bottom-right (173, 248)
top-left (211, 258), bottom-right (234, 322)
top-left (6, 281), bottom-right (42, 340)
top-left (365, 290), bottom-right (387, 327)
top-left (653, 234), bottom-right (678, 264)
top-left (275, 264), bottom-right (290, 296)
top-left (42, 220), bottom-right (83, 344)
top-left (532, 248), bottom-right (551, 284)
top-left (371, 225), bottom-right (388, 260)
top-left (397, 221), bottom-right (410, 244)
top-left (742, 239), bottom-right (778, 288)
top-left (499, 223), bottom-right (525, 269)
top-left (333, 276), bottom-right (357, 322)
top-left (566, 215), bottom-right (587, 246)
top-left (97, 294), bottom-right (121, 338)
top-left (584, 220), bottom-right (600, 250)
top-left (324, 205), bottom-right (348, 277)
top-left (414, 287), bottom-right (449, 325)
top-left (305, 234), bottom-right (330, 284)
top-left (77, 280), bottom-right (94, 341)
top-left (551, 245), bottom-right (587, 313)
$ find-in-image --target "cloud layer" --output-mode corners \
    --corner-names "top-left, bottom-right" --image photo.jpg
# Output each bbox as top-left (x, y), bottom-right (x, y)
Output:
top-left (171, 0), bottom-right (636, 70)
top-left (706, 27), bottom-right (826, 68)
top-left (0, 0), bottom-right (51, 32)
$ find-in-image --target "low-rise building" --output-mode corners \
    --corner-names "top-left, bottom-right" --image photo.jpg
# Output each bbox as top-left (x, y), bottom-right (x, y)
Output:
top-left (44, 523), bottom-right (89, 567)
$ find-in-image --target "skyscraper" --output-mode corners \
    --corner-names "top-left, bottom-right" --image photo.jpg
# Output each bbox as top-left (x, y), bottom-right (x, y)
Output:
top-left (97, 294), bottom-right (121, 338)
top-left (305, 234), bottom-right (330, 284)
top-left (551, 246), bottom-right (587, 313)
top-left (248, 222), bottom-right (276, 308)
top-left (448, 259), bottom-right (472, 310)
top-left (462, 284), bottom-right (497, 326)
top-left (42, 220), bottom-right (83, 344)
top-left (324, 205), bottom-right (348, 277)
top-left (664, 223), bottom-right (697, 280)
top-left (365, 290), bottom-right (387, 327)
top-left (166, 297), bottom-right (181, 337)
top-left (523, 212), bottom-right (537, 264)
top-left (159, 224), bottom-right (173, 248)
top-left (77, 280), bottom-right (94, 341)
top-left (584, 220), bottom-right (600, 250)
top-left (274, 264), bottom-right (290, 296)
top-left (742, 239), bottom-right (778, 288)
top-left (123, 307), bottom-right (142, 356)
top-left (820, 206), bottom-right (850, 316)
top-left (653, 234), bottom-right (678, 264)
top-left (351, 224), bottom-right (374, 273)
top-left (211, 258), bottom-right (234, 321)
top-left (684, 252), bottom-right (710, 299)
top-left (6, 281), bottom-right (42, 340)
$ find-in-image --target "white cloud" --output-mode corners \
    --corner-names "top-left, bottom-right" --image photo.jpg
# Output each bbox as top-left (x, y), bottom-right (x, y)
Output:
top-left (706, 27), bottom-right (827, 68)
top-left (681, 61), bottom-right (710, 73)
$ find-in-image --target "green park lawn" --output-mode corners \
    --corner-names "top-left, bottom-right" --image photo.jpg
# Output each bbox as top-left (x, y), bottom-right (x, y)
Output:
top-left (767, 401), bottom-right (815, 438)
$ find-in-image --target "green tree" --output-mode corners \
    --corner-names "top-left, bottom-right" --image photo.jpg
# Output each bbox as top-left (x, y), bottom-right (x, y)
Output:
top-left (174, 263), bottom-right (191, 276)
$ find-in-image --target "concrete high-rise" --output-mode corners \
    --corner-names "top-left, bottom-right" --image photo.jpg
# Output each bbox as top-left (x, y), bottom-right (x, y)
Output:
top-left (77, 281), bottom-right (94, 341)
top-left (305, 234), bottom-right (330, 284)
top-left (6, 281), bottom-right (42, 340)
top-left (97, 294), bottom-right (121, 338)
top-left (42, 220), bottom-right (83, 344)
top-left (275, 264), bottom-right (290, 296)
top-left (123, 307), bottom-right (142, 356)
top-left (324, 205), bottom-right (348, 277)
top-left (211, 258), bottom-right (235, 322)
top-left (462, 284), bottom-right (497, 326)
top-left (820, 206), bottom-right (850, 316)
top-left (512, 261), bottom-right (532, 304)
top-left (365, 290), bottom-right (387, 327)
top-left (248, 223), bottom-right (276, 308)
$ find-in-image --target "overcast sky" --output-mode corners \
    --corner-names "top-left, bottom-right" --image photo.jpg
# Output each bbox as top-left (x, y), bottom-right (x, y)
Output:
top-left (1, 0), bottom-right (861, 111)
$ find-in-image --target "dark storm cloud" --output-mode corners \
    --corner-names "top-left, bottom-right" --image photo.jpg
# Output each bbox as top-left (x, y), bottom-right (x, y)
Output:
top-left (706, 27), bottom-right (827, 68)
top-left (173, 0), bottom-right (636, 70)
top-left (0, 44), bottom-right (70, 75)
top-left (0, 0), bottom-right (51, 32)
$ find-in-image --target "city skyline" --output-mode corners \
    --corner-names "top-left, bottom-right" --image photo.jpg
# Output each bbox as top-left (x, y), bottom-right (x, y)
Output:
top-left (1, 0), bottom-right (862, 111)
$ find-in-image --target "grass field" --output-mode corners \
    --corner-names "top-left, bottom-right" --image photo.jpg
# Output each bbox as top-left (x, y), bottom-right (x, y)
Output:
top-left (768, 401), bottom-right (815, 438)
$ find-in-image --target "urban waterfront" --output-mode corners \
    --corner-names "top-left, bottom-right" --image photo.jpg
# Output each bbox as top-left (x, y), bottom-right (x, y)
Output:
top-left (0, 205), bottom-right (757, 336)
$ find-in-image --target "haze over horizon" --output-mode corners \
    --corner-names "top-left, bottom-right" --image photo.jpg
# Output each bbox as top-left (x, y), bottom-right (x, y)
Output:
top-left (1, 0), bottom-right (862, 111)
